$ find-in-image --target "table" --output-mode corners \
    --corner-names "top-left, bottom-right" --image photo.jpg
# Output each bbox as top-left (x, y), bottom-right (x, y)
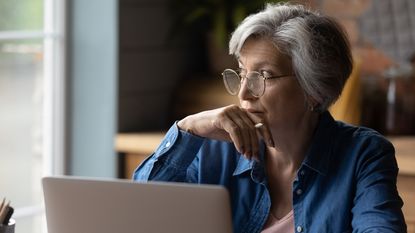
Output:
top-left (116, 132), bottom-right (165, 179)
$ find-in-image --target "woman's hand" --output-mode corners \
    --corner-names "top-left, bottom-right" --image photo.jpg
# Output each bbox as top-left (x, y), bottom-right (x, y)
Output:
top-left (177, 105), bottom-right (274, 160)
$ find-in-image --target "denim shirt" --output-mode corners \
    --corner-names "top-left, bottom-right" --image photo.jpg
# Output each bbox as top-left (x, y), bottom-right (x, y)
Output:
top-left (133, 112), bottom-right (406, 233)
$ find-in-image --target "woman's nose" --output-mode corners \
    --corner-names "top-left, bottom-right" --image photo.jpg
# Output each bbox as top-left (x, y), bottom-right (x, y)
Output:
top-left (238, 78), bottom-right (255, 100)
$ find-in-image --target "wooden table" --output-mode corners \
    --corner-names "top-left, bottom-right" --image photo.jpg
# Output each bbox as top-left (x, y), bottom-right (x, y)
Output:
top-left (116, 132), bottom-right (165, 179)
top-left (116, 133), bottom-right (415, 231)
top-left (389, 137), bottom-right (415, 176)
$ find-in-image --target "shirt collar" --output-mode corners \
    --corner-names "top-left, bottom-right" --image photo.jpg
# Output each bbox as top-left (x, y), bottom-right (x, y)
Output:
top-left (232, 141), bottom-right (266, 181)
top-left (302, 111), bottom-right (336, 176)
top-left (232, 111), bottom-right (336, 177)
top-left (233, 156), bottom-right (253, 176)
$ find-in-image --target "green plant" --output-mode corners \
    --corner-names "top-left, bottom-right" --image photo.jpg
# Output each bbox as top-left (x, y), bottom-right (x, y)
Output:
top-left (170, 0), bottom-right (287, 48)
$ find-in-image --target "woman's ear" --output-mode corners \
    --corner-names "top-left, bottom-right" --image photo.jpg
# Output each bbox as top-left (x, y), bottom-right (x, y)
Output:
top-left (306, 97), bottom-right (320, 112)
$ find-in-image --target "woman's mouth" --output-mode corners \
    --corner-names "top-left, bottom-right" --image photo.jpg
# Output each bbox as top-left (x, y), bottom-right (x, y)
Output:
top-left (244, 108), bottom-right (262, 114)
top-left (244, 109), bottom-right (264, 116)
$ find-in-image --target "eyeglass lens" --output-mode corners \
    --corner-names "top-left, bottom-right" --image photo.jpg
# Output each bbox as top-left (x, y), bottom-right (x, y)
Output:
top-left (222, 69), bottom-right (264, 97)
top-left (222, 70), bottom-right (241, 95)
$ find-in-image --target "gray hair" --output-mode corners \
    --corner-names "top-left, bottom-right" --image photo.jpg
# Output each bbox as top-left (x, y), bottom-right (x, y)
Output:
top-left (229, 3), bottom-right (353, 111)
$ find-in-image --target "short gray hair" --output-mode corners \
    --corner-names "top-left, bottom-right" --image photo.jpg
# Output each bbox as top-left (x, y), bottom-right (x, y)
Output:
top-left (229, 3), bottom-right (353, 111)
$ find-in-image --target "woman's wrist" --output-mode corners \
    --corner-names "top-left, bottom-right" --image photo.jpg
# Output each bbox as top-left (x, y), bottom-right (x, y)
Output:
top-left (177, 116), bottom-right (195, 135)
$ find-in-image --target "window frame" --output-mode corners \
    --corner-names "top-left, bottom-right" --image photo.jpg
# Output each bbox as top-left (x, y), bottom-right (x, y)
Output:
top-left (0, 0), bottom-right (66, 222)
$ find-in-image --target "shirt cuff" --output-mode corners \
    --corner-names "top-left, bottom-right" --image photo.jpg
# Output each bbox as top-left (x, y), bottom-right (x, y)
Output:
top-left (153, 121), bottom-right (205, 167)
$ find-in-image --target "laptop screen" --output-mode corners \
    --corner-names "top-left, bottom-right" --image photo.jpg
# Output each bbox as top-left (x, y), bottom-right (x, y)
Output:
top-left (42, 176), bottom-right (233, 233)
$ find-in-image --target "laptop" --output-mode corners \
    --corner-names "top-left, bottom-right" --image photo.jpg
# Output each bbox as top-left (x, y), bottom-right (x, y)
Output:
top-left (42, 176), bottom-right (233, 233)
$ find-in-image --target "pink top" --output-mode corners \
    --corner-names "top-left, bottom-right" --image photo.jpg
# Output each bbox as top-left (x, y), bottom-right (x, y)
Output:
top-left (261, 210), bottom-right (294, 233)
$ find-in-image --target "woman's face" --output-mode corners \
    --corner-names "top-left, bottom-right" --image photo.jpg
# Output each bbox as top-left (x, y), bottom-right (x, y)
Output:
top-left (238, 37), bottom-right (309, 132)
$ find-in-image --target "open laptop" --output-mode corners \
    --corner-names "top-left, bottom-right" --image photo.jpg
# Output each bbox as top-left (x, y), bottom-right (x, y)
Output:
top-left (42, 176), bottom-right (232, 233)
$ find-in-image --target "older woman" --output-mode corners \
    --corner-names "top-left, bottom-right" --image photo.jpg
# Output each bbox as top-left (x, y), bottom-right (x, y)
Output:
top-left (133, 3), bottom-right (406, 233)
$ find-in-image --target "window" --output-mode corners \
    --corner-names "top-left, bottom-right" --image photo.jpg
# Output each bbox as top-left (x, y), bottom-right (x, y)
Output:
top-left (0, 0), bottom-right (65, 232)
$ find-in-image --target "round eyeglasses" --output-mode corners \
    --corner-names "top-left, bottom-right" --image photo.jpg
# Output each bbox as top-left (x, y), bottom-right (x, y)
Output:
top-left (221, 69), bottom-right (293, 97)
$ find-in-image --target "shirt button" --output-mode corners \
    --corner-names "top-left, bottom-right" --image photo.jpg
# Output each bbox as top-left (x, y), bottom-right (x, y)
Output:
top-left (300, 170), bottom-right (305, 176)
top-left (296, 189), bottom-right (303, 195)
top-left (165, 142), bottom-right (171, 148)
top-left (296, 226), bottom-right (303, 232)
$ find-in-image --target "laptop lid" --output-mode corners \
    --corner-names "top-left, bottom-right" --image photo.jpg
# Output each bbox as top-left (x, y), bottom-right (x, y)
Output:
top-left (42, 176), bottom-right (232, 233)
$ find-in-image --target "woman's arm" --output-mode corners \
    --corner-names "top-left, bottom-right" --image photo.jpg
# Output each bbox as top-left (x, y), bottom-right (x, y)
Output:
top-left (352, 137), bottom-right (407, 232)
top-left (132, 123), bottom-right (205, 182)
top-left (134, 105), bottom-right (273, 182)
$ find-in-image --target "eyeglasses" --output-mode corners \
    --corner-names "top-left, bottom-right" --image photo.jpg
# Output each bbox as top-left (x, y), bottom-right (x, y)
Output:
top-left (221, 68), bottom-right (293, 97)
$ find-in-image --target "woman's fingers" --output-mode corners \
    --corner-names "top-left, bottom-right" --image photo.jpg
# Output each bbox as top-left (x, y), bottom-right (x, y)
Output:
top-left (219, 106), bottom-right (265, 160)
top-left (217, 108), bottom-right (247, 155)
top-left (245, 112), bottom-right (274, 149)
top-left (220, 116), bottom-right (244, 154)
top-left (236, 110), bottom-right (260, 160)
top-left (254, 122), bottom-right (275, 148)
top-left (226, 110), bottom-right (258, 160)
top-left (178, 105), bottom-right (273, 161)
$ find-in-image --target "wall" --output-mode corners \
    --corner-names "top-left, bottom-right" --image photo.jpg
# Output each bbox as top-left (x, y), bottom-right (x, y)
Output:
top-left (118, 0), bottom-right (186, 132)
top-left (67, 0), bottom-right (118, 177)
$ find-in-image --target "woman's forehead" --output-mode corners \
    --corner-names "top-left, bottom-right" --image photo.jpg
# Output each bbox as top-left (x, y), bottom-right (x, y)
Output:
top-left (238, 38), bottom-right (292, 69)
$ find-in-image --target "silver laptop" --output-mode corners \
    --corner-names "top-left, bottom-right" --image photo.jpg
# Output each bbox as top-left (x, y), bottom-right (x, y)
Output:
top-left (42, 176), bottom-right (232, 233)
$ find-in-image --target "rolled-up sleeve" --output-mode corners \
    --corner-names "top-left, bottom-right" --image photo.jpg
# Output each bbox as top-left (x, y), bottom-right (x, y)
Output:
top-left (132, 122), bottom-right (205, 182)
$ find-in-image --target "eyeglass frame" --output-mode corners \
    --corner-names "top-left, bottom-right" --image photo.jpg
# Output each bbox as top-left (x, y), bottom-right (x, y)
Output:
top-left (221, 68), bottom-right (294, 97)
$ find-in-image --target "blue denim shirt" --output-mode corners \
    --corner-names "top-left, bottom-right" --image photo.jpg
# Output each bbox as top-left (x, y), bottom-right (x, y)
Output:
top-left (133, 112), bottom-right (406, 233)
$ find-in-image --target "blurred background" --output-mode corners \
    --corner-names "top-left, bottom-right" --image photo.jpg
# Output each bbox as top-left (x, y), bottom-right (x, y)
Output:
top-left (1, 0), bottom-right (415, 232)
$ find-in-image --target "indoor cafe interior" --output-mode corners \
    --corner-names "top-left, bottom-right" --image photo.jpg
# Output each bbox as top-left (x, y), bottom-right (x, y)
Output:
top-left (1, 0), bottom-right (415, 232)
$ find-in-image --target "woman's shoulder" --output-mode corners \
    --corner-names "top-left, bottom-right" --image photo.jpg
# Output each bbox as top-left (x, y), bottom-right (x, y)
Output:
top-left (324, 120), bottom-right (398, 179)
top-left (334, 120), bottom-right (394, 151)
top-left (329, 121), bottom-right (396, 175)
